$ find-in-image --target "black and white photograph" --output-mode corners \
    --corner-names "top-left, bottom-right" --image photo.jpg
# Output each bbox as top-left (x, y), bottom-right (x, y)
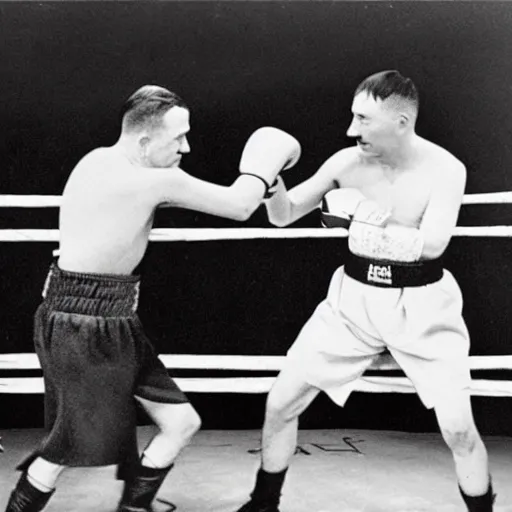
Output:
top-left (0, 1), bottom-right (511, 511)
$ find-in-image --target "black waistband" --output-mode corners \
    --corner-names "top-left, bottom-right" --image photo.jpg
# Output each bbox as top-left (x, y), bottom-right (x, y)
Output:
top-left (344, 252), bottom-right (443, 288)
top-left (42, 263), bottom-right (140, 316)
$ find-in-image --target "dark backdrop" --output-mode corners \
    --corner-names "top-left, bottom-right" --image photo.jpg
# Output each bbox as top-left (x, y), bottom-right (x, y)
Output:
top-left (1, 1), bottom-right (511, 434)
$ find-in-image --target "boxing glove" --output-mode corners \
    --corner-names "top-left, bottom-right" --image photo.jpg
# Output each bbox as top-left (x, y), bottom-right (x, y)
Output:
top-left (239, 127), bottom-right (301, 196)
top-left (322, 188), bottom-right (392, 228)
top-left (321, 188), bottom-right (366, 228)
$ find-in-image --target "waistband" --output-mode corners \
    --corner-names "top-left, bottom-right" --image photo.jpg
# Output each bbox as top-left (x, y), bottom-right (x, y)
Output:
top-left (42, 263), bottom-right (140, 316)
top-left (344, 252), bottom-right (443, 288)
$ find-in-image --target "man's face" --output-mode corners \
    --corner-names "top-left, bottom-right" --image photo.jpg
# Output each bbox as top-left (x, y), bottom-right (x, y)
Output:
top-left (346, 92), bottom-right (401, 157)
top-left (144, 106), bottom-right (191, 168)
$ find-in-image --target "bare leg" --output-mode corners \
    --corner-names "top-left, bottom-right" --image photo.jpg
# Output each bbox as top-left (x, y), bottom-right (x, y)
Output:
top-left (135, 397), bottom-right (201, 467)
top-left (116, 398), bottom-right (201, 512)
top-left (234, 368), bottom-right (320, 512)
top-left (4, 458), bottom-right (64, 512)
top-left (261, 368), bottom-right (320, 472)
top-left (26, 457), bottom-right (65, 491)
top-left (435, 391), bottom-right (494, 510)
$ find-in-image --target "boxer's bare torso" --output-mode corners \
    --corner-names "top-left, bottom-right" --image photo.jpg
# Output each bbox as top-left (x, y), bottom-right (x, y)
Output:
top-left (58, 142), bottom-right (269, 275)
top-left (58, 147), bottom-right (162, 274)
top-left (333, 136), bottom-right (462, 229)
top-left (274, 134), bottom-right (466, 260)
top-left (58, 103), bottom-right (277, 275)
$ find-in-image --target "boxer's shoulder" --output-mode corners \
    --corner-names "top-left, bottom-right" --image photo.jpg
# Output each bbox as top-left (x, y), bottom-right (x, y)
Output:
top-left (63, 147), bottom-right (151, 204)
top-left (418, 137), bottom-right (466, 175)
top-left (77, 146), bottom-right (116, 167)
top-left (317, 146), bottom-right (361, 185)
top-left (328, 146), bottom-right (361, 168)
top-left (66, 147), bottom-right (128, 184)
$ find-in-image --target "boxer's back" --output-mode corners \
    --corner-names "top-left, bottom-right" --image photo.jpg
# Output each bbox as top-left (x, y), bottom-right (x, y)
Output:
top-left (58, 147), bottom-right (158, 275)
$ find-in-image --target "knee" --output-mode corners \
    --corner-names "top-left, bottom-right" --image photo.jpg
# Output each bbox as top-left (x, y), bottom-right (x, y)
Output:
top-left (161, 406), bottom-right (201, 441)
top-left (440, 423), bottom-right (481, 456)
top-left (265, 390), bottom-right (300, 425)
top-left (181, 407), bottom-right (201, 439)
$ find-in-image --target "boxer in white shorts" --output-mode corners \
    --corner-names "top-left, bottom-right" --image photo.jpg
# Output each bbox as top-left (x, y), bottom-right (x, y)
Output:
top-left (234, 70), bottom-right (495, 512)
top-left (285, 262), bottom-right (469, 411)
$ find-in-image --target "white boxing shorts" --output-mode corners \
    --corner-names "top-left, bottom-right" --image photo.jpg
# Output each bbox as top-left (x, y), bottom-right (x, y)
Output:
top-left (283, 255), bottom-right (471, 409)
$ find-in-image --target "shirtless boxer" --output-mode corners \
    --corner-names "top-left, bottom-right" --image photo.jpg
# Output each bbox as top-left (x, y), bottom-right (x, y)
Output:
top-left (235, 71), bottom-right (494, 512)
top-left (4, 85), bottom-right (300, 512)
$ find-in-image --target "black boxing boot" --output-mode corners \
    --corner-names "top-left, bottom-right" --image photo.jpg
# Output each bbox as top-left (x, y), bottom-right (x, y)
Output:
top-left (459, 481), bottom-right (496, 512)
top-left (5, 472), bottom-right (55, 512)
top-left (117, 463), bottom-right (174, 512)
top-left (234, 468), bottom-right (288, 512)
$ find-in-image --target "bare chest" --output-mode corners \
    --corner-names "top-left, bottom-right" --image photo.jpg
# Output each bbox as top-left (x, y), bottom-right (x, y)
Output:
top-left (337, 166), bottom-right (433, 227)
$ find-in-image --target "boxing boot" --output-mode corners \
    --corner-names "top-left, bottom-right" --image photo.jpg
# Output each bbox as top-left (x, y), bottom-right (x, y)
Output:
top-left (459, 481), bottom-right (496, 512)
top-left (5, 473), bottom-right (54, 512)
top-left (233, 468), bottom-right (287, 512)
top-left (117, 463), bottom-right (173, 512)
top-left (235, 500), bottom-right (280, 512)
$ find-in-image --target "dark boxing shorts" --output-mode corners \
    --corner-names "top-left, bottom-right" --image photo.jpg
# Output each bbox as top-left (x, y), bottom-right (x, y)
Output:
top-left (19, 264), bottom-right (188, 473)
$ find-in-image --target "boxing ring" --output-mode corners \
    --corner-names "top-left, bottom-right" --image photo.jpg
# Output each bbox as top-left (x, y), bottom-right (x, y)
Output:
top-left (1, 192), bottom-right (512, 396)
top-left (1, 193), bottom-right (512, 511)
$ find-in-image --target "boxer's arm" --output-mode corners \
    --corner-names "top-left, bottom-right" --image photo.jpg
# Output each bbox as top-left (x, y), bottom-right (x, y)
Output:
top-left (265, 150), bottom-right (348, 226)
top-left (418, 160), bottom-right (466, 259)
top-left (151, 168), bottom-right (266, 221)
top-left (146, 127), bottom-right (301, 221)
top-left (349, 160), bottom-right (466, 262)
top-left (349, 222), bottom-right (424, 263)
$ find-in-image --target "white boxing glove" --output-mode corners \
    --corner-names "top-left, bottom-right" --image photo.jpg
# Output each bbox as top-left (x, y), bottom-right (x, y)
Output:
top-left (321, 188), bottom-right (366, 228)
top-left (322, 188), bottom-right (392, 229)
top-left (239, 127), bottom-right (301, 196)
top-left (352, 199), bottom-right (392, 226)
top-left (349, 222), bottom-right (424, 262)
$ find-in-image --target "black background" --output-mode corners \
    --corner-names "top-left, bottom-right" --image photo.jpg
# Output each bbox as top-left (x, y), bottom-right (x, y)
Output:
top-left (1, 1), bottom-right (511, 434)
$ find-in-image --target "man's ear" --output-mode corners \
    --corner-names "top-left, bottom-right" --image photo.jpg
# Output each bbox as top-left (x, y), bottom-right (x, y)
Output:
top-left (397, 112), bottom-right (410, 131)
top-left (139, 135), bottom-right (150, 159)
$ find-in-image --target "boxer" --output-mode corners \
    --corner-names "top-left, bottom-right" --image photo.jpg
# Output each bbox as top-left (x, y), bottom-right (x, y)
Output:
top-left (234, 70), bottom-right (494, 512)
top-left (4, 85), bottom-right (300, 512)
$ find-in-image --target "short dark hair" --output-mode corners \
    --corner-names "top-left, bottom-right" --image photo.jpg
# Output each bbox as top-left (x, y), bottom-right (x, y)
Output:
top-left (355, 70), bottom-right (419, 112)
top-left (121, 85), bottom-right (188, 132)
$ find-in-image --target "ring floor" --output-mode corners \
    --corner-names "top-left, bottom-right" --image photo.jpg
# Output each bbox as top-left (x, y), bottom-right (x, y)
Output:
top-left (0, 427), bottom-right (511, 512)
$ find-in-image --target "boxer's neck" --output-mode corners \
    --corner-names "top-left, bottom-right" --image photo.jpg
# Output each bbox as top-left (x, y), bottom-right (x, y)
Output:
top-left (113, 136), bottom-right (146, 168)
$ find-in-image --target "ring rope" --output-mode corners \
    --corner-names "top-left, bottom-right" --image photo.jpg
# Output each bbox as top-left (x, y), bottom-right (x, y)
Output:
top-left (2, 226), bottom-right (512, 243)
top-left (0, 376), bottom-right (510, 396)
top-left (1, 353), bottom-right (512, 371)
top-left (2, 191), bottom-right (512, 242)
top-left (1, 191), bottom-right (512, 397)
top-left (0, 354), bottom-right (511, 396)
top-left (1, 191), bottom-right (512, 208)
